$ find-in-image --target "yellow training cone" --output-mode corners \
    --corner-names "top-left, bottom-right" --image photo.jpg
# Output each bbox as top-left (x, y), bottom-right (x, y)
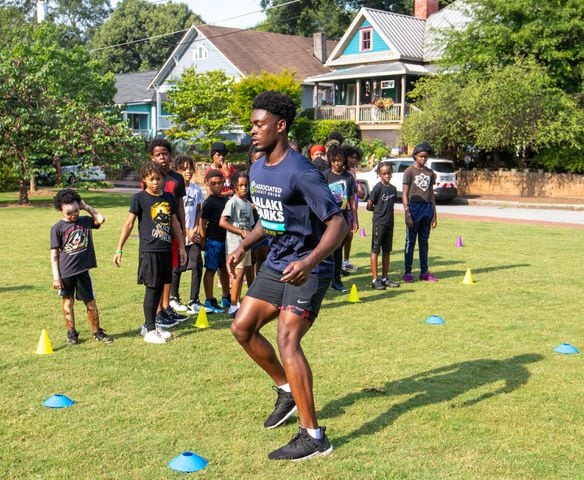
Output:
top-left (462, 268), bottom-right (475, 285)
top-left (193, 308), bottom-right (209, 329)
top-left (35, 329), bottom-right (54, 355)
top-left (347, 284), bottom-right (360, 303)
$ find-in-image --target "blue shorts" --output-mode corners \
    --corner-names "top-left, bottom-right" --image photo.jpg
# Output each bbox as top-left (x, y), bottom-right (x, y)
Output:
top-left (204, 238), bottom-right (226, 271)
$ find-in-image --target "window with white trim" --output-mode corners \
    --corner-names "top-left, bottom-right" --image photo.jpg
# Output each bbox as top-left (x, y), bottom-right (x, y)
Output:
top-left (360, 28), bottom-right (372, 51)
top-left (193, 44), bottom-right (208, 60)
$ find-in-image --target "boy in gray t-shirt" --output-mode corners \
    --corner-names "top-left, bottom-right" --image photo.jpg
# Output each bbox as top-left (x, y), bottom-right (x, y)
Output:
top-left (219, 171), bottom-right (255, 317)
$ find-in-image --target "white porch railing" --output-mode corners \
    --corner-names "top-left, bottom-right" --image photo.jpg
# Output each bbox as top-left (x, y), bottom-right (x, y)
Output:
top-left (315, 104), bottom-right (418, 124)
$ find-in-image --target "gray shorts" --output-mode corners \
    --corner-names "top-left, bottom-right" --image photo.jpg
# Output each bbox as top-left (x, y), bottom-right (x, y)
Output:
top-left (245, 266), bottom-right (331, 321)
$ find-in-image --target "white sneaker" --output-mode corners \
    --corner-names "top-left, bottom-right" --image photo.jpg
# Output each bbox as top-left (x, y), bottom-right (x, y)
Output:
top-left (139, 324), bottom-right (172, 339)
top-left (143, 329), bottom-right (168, 344)
top-left (187, 301), bottom-right (212, 315)
top-left (169, 297), bottom-right (188, 313)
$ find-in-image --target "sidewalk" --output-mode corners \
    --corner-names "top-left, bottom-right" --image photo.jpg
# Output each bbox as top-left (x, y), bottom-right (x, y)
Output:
top-left (452, 194), bottom-right (584, 211)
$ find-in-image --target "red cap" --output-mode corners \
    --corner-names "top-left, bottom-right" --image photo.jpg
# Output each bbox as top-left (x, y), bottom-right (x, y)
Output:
top-left (309, 144), bottom-right (326, 156)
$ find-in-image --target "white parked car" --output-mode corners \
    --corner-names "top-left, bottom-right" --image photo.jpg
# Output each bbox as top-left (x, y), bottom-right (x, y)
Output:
top-left (356, 157), bottom-right (458, 202)
top-left (61, 165), bottom-right (106, 184)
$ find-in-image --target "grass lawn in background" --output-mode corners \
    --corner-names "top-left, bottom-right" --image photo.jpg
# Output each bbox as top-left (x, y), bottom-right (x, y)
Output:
top-left (0, 190), bottom-right (582, 479)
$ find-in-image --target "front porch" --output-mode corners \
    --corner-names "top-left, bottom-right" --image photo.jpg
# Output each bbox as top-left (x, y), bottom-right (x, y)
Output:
top-left (314, 103), bottom-right (419, 124)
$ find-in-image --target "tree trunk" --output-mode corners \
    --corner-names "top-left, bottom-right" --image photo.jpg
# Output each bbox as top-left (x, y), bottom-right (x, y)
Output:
top-left (30, 174), bottom-right (37, 193)
top-left (18, 149), bottom-right (29, 205)
top-left (54, 156), bottom-right (62, 185)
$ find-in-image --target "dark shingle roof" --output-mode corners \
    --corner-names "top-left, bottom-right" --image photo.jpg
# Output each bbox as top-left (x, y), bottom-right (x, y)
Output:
top-left (114, 70), bottom-right (157, 105)
top-left (196, 25), bottom-right (336, 80)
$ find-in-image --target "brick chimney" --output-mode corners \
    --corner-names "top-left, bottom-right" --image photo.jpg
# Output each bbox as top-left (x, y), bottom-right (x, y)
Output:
top-left (313, 32), bottom-right (328, 64)
top-left (414, 0), bottom-right (439, 19)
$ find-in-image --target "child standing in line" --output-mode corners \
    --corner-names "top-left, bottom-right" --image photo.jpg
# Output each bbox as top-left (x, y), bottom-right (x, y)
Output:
top-left (219, 171), bottom-right (256, 318)
top-left (200, 169), bottom-right (230, 313)
top-left (169, 156), bottom-right (211, 315)
top-left (402, 142), bottom-right (438, 283)
top-left (367, 163), bottom-right (400, 290)
top-left (50, 188), bottom-right (113, 345)
top-left (341, 145), bottom-right (365, 274)
top-left (113, 162), bottom-right (186, 344)
top-left (206, 142), bottom-right (235, 197)
top-left (323, 143), bottom-right (359, 293)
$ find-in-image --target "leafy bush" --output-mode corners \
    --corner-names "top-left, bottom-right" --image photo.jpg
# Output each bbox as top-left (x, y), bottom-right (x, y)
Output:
top-left (0, 163), bottom-right (19, 192)
top-left (311, 120), bottom-right (361, 144)
top-left (289, 117), bottom-right (314, 149)
top-left (359, 138), bottom-right (391, 165)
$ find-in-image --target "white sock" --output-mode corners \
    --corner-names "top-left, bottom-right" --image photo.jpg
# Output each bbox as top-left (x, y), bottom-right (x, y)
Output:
top-left (305, 427), bottom-right (323, 440)
top-left (277, 383), bottom-right (291, 393)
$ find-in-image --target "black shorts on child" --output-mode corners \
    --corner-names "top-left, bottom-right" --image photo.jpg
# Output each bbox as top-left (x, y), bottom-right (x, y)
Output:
top-left (371, 221), bottom-right (394, 254)
top-left (138, 251), bottom-right (172, 288)
top-left (59, 271), bottom-right (95, 301)
top-left (245, 266), bottom-right (330, 322)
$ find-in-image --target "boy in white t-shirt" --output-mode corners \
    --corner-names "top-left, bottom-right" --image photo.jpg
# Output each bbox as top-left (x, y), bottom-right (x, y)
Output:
top-left (219, 171), bottom-right (255, 317)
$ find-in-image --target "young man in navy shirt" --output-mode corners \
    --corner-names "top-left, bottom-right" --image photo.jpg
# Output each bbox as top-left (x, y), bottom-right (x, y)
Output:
top-left (228, 91), bottom-right (348, 461)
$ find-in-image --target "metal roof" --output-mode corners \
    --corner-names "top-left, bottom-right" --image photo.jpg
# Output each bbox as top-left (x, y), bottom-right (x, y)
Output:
top-left (424, 1), bottom-right (473, 61)
top-left (305, 62), bottom-right (432, 83)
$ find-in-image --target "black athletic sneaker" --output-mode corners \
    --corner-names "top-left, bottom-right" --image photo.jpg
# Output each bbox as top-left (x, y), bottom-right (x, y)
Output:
top-left (268, 427), bottom-right (333, 461)
top-left (330, 280), bottom-right (348, 293)
top-left (155, 310), bottom-right (179, 329)
top-left (67, 329), bottom-right (79, 345)
top-left (165, 307), bottom-right (188, 323)
top-left (381, 277), bottom-right (401, 288)
top-left (372, 279), bottom-right (386, 290)
top-left (93, 328), bottom-right (113, 344)
top-left (264, 386), bottom-right (297, 429)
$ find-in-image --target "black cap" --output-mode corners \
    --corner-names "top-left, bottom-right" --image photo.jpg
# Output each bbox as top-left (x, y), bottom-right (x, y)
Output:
top-left (210, 142), bottom-right (228, 156)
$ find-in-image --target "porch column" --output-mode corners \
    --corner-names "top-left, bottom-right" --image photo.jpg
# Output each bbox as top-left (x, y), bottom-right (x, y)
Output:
top-left (355, 80), bottom-right (361, 123)
top-left (312, 83), bottom-right (319, 120)
top-left (154, 85), bottom-right (161, 135)
top-left (400, 74), bottom-right (406, 121)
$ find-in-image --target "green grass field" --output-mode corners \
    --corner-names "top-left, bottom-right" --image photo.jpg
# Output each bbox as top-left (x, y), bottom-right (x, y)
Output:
top-left (1, 190), bottom-right (583, 479)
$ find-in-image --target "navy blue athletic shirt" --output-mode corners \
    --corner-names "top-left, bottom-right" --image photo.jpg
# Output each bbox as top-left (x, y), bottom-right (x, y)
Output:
top-left (250, 149), bottom-right (341, 278)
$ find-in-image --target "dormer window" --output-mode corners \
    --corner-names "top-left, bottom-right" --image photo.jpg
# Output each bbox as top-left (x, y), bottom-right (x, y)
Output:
top-left (193, 43), bottom-right (208, 60)
top-left (360, 28), bottom-right (372, 52)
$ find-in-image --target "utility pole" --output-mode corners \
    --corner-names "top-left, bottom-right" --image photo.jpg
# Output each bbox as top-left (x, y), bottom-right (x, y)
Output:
top-left (36, 0), bottom-right (47, 23)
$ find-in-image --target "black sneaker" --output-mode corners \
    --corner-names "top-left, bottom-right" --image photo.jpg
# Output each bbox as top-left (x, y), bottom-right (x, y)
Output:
top-left (330, 280), bottom-right (348, 293)
top-left (94, 328), bottom-right (113, 344)
top-left (67, 329), bottom-right (79, 345)
top-left (155, 310), bottom-right (179, 329)
top-left (381, 278), bottom-right (401, 288)
top-left (264, 386), bottom-right (297, 429)
top-left (165, 307), bottom-right (188, 323)
top-left (372, 279), bottom-right (385, 290)
top-left (268, 427), bottom-right (333, 461)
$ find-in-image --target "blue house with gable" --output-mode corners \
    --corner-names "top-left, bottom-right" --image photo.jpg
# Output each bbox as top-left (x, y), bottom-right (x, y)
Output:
top-left (304, 0), bottom-right (470, 145)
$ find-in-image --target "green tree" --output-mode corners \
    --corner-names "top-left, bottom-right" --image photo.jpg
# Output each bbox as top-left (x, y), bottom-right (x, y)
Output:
top-left (401, 60), bottom-right (584, 170)
top-left (2, 0), bottom-right (112, 42)
top-left (90, 0), bottom-right (202, 73)
top-left (443, 0), bottom-right (584, 96)
top-left (163, 68), bottom-right (235, 142)
top-left (232, 70), bottom-right (302, 132)
top-left (258, 0), bottom-right (457, 38)
top-left (0, 22), bottom-right (141, 203)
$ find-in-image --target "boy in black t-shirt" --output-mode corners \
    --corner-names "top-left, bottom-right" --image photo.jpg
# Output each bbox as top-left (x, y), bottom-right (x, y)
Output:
top-left (114, 162), bottom-right (186, 344)
top-left (200, 169), bottom-right (230, 313)
top-left (50, 188), bottom-right (113, 345)
top-left (367, 163), bottom-right (400, 290)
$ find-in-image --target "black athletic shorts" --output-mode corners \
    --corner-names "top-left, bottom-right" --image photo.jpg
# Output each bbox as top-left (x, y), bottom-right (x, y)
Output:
top-left (138, 250), bottom-right (172, 288)
top-left (371, 221), bottom-right (394, 254)
top-left (245, 266), bottom-right (331, 322)
top-left (59, 271), bottom-right (95, 301)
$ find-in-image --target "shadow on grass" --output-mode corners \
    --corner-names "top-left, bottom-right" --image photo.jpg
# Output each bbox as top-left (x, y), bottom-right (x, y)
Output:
top-left (111, 314), bottom-right (232, 340)
top-left (435, 263), bottom-right (531, 280)
top-left (0, 285), bottom-right (34, 293)
top-left (320, 353), bottom-right (543, 449)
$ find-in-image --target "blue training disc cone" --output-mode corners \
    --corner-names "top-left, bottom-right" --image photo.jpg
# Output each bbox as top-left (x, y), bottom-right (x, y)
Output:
top-left (554, 343), bottom-right (580, 354)
top-left (168, 451), bottom-right (208, 473)
top-left (425, 315), bottom-right (445, 325)
top-left (43, 394), bottom-right (75, 408)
